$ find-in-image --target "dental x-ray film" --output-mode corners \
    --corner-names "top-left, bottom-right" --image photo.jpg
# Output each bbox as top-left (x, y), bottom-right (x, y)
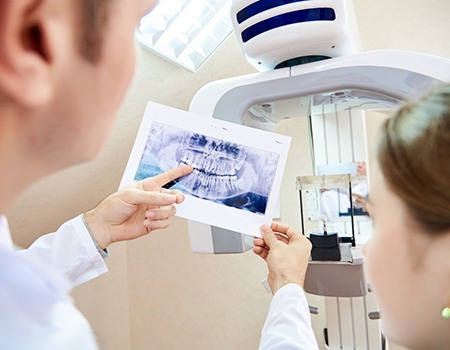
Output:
top-left (119, 101), bottom-right (291, 237)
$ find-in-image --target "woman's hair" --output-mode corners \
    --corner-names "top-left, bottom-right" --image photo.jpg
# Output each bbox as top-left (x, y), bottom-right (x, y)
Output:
top-left (377, 83), bottom-right (450, 234)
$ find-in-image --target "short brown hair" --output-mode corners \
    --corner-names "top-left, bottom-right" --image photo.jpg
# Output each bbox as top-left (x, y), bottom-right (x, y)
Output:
top-left (377, 84), bottom-right (450, 234)
top-left (77, 0), bottom-right (110, 63)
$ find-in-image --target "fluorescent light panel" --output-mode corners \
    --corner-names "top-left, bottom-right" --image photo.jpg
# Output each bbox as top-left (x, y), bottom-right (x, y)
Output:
top-left (136, 0), bottom-right (233, 72)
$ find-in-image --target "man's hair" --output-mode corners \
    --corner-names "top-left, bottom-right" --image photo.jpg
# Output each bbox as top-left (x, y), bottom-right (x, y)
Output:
top-left (377, 83), bottom-right (450, 234)
top-left (77, 0), bottom-right (110, 63)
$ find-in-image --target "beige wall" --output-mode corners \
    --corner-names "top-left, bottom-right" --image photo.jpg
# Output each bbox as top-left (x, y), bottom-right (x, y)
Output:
top-left (7, 1), bottom-right (450, 349)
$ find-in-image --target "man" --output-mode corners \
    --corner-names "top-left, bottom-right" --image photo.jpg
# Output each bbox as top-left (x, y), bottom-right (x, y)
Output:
top-left (0, 0), bottom-right (192, 348)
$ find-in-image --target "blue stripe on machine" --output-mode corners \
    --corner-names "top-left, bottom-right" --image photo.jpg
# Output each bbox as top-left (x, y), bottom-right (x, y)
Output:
top-left (241, 8), bottom-right (336, 43)
top-left (236, 0), bottom-right (314, 24)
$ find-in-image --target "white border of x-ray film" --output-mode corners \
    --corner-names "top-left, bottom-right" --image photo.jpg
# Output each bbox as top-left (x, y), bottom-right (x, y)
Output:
top-left (119, 101), bottom-right (291, 238)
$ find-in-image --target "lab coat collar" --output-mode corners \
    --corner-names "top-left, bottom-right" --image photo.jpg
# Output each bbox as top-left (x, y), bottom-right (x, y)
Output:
top-left (0, 216), bottom-right (14, 250)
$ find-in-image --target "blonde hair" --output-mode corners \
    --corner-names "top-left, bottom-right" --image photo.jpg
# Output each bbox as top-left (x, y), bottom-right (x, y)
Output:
top-left (377, 84), bottom-right (450, 234)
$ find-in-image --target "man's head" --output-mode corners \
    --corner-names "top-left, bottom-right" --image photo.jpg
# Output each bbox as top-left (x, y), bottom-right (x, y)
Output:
top-left (0, 0), bottom-right (157, 211)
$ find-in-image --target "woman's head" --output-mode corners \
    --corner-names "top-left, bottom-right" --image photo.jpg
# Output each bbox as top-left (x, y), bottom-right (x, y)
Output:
top-left (364, 84), bottom-right (450, 349)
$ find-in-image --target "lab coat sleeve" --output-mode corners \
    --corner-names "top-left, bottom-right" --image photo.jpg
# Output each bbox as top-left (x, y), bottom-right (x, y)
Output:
top-left (260, 283), bottom-right (319, 350)
top-left (16, 215), bottom-right (108, 288)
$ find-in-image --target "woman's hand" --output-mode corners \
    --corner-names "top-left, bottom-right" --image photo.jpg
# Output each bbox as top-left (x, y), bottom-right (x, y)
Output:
top-left (253, 222), bottom-right (312, 294)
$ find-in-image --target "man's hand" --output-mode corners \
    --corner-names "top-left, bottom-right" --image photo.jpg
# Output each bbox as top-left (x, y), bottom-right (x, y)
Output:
top-left (253, 222), bottom-right (312, 294)
top-left (83, 165), bottom-right (193, 249)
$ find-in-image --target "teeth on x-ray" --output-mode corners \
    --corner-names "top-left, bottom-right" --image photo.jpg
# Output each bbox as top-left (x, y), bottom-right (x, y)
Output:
top-left (177, 134), bottom-right (247, 199)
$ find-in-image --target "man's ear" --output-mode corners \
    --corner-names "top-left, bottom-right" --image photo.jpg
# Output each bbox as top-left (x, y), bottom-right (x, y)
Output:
top-left (0, 0), bottom-right (71, 108)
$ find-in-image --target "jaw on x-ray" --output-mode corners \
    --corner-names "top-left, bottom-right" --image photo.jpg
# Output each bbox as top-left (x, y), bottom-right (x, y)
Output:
top-left (134, 121), bottom-right (279, 215)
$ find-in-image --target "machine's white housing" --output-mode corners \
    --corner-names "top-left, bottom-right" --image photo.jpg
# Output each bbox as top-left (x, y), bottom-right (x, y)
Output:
top-left (231, 0), bottom-right (362, 71)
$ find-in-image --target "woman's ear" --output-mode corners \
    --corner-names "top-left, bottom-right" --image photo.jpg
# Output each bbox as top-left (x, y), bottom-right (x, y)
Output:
top-left (0, 0), bottom-right (72, 108)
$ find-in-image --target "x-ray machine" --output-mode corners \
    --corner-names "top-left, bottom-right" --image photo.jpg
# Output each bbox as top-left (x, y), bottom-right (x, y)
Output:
top-left (186, 1), bottom-right (450, 349)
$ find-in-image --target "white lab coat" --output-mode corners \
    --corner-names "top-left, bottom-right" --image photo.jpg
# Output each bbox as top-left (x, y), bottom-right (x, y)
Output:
top-left (0, 214), bottom-right (317, 350)
top-left (0, 215), bottom-right (107, 350)
top-left (260, 284), bottom-right (319, 350)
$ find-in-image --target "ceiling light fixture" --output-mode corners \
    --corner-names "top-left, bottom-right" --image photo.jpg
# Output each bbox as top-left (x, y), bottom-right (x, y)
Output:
top-left (136, 0), bottom-right (233, 72)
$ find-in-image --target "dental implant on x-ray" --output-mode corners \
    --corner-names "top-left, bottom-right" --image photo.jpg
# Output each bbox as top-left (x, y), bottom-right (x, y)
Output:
top-left (134, 121), bottom-right (280, 215)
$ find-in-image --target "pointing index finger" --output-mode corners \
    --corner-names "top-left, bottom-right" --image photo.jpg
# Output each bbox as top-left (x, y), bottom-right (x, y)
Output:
top-left (150, 165), bottom-right (193, 189)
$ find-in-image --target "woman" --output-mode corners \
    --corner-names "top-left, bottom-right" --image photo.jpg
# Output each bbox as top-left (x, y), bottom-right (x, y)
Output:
top-left (254, 83), bottom-right (450, 349)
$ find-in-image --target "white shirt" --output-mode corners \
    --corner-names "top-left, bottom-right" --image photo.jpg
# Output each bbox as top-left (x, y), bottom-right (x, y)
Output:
top-left (260, 284), bottom-right (319, 350)
top-left (0, 215), bottom-right (107, 350)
